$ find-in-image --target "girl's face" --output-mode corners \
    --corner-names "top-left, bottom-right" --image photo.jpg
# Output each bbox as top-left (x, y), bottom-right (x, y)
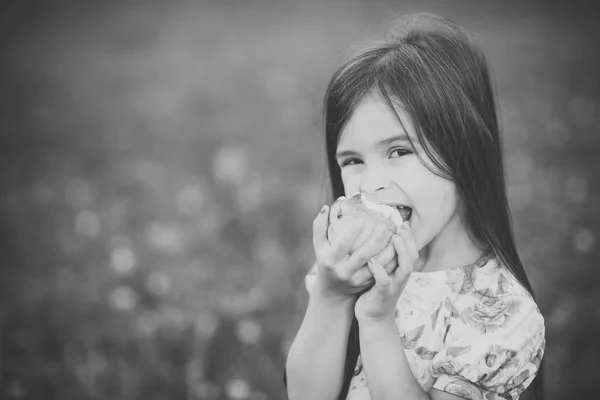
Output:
top-left (336, 94), bottom-right (463, 253)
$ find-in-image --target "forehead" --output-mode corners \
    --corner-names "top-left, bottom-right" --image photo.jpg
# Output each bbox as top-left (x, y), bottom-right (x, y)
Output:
top-left (338, 95), bottom-right (415, 148)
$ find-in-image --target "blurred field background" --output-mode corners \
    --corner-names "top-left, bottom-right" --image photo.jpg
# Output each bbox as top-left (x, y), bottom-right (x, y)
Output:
top-left (0, 0), bottom-right (598, 399)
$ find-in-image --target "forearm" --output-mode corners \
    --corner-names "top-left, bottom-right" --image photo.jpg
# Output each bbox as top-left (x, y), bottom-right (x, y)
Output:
top-left (286, 282), bottom-right (356, 400)
top-left (358, 318), bottom-right (430, 400)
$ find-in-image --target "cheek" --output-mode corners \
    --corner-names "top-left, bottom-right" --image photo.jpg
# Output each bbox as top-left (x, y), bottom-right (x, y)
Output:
top-left (341, 171), bottom-right (360, 196)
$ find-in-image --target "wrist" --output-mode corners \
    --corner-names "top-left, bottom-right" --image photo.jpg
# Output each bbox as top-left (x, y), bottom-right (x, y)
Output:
top-left (313, 277), bottom-right (357, 306)
top-left (357, 314), bottom-right (397, 330)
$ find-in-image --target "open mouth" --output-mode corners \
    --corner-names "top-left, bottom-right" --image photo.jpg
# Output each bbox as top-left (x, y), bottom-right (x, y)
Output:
top-left (394, 206), bottom-right (412, 223)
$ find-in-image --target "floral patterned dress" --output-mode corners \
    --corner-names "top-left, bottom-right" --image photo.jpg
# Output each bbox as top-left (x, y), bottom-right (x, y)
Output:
top-left (304, 257), bottom-right (545, 400)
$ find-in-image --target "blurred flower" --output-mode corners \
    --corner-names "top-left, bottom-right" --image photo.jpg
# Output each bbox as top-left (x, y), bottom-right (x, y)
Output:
top-left (146, 271), bottom-right (171, 296)
top-left (225, 378), bottom-right (251, 399)
top-left (568, 96), bottom-right (596, 126)
top-left (111, 246), bottom-right (137, 275)
top-left (195, 311), bottom-right (219, 338)
top-left (565, 175), bottom-right (588, 204)
top-left (572, 227), bottom-right (596, 254)
top-left (109, 286), bottom-right (137, 311)
top-left (212, 145), bottom-right (248, 187)
top-left (176, 184), bottom-right (207, 216)
top-left (75, 210), bottom-right (101, 238)
top-left (65, 177), bottom-right (95, 207)
top-left (236, 318), bottom-right (262, 345)
top-left (145, 221), bottom-right (187, 254)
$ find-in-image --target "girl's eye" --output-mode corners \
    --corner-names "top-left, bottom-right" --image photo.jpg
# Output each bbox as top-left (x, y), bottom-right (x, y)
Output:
top-left (390, 148), bottom-right (411, 158)
top-left (341, 158), bottom-right (362, 167)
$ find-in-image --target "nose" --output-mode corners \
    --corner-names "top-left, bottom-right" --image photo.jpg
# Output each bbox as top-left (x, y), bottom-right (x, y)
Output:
top-left (359, 164), bottom-right (391, 194)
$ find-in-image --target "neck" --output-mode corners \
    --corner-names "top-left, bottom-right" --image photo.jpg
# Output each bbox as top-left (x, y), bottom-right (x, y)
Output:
top-left (415, 210), bottom-right (486, 273)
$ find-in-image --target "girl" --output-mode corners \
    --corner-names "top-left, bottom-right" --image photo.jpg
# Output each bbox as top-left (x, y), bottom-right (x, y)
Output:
top-left (284, 12), bottom-right (545, 400)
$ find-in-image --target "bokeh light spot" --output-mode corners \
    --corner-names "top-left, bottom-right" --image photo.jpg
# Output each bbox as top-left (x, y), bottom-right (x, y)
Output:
top-left (225, 378), bottom-right (251, 399)
top-left (111, 246), bottom-right (137, 275)
top-left (75, 210), bottom-right (101, 238)
top-left (212, 145), bottom-right (248, 186)
top-left (572, 227), bottom-right (596, 254)
top-left (145, 222), bottom-right (187, 254)
top-left (236, 318), bottom-right (263, 345)
top-left (109, 286), bottom-right (137, 311)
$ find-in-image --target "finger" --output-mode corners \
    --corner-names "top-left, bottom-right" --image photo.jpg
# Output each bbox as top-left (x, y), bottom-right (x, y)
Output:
top-left (397, 221), bottom-right (419, 261)
top-left (350, 266), bottom-right (375, 288)
top-left (344, 224), bottom-right (393, 273)
top-left (312, 205), bottom-right (330, 254)
top-left (366, 261), bottom-right (390, 294)
top-left (329, 219), bottom-right (368, 261)
top-left (382, 257), bottom-right (399, 275)
top-left (391, 235), bottom-right (414, 287)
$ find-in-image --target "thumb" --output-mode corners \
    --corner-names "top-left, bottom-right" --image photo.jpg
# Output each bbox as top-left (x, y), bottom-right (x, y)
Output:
top-left (312, 205), bottom-right (330, 254)
top-left (367, 261), bottom-right (390, 294)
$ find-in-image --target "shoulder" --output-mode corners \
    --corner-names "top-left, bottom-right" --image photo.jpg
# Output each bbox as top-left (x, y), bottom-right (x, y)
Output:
top-left (431, 259), bottom-right (545, 399)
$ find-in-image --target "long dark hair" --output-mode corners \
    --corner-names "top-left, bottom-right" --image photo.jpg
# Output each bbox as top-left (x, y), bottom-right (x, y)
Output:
top-left (323, 13), bottom-right (543, 400)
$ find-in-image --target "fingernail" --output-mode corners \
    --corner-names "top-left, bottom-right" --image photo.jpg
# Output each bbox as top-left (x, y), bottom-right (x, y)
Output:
top-left (401, 221), bottom-right (411, 230)
top-left (320, 205), bottom-right (328, 214)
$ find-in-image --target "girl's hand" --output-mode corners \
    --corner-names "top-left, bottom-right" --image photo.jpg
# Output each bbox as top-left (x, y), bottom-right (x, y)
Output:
top-left (312, 205), bottom-right (394, 301)
top-left (354, 223), bottom-right (419, 323)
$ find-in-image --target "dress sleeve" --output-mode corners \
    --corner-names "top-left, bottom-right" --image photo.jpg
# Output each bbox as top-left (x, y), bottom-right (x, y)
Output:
top-left (431, 294), bottom-right (545, 400)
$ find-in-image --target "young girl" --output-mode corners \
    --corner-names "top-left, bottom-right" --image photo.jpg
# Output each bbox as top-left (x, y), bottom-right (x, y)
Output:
top-left (284, 12), bottom-right (545, 400)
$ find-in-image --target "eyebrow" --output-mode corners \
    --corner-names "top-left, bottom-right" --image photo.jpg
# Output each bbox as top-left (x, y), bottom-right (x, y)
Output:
top-left (335, 134), bottom-right (411, 159)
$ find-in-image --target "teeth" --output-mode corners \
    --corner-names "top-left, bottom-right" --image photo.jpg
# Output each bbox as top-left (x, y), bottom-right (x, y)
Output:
top-left (393, 206), bottom-right (412, 222)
